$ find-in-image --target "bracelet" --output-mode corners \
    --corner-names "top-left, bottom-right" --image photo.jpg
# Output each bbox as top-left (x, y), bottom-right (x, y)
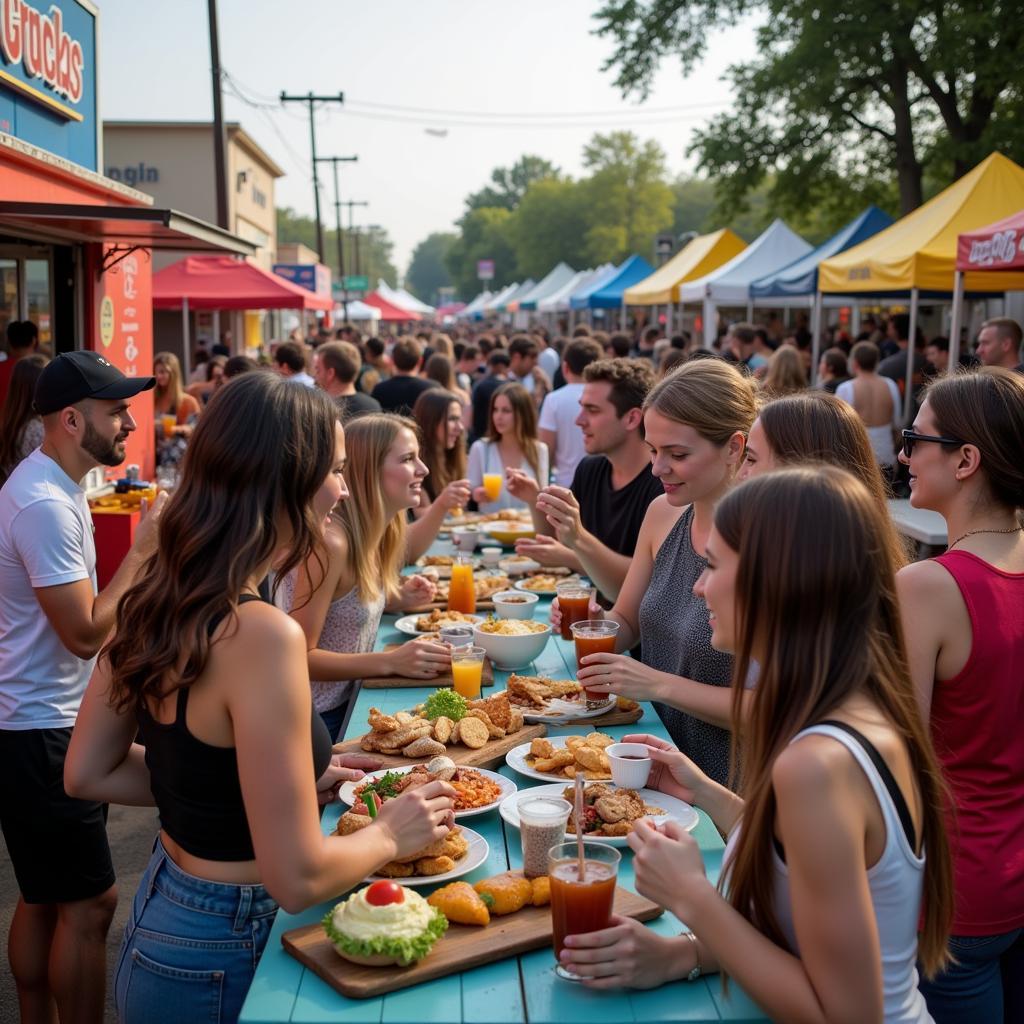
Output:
top-left (682, 931), bottom-right (702, 982)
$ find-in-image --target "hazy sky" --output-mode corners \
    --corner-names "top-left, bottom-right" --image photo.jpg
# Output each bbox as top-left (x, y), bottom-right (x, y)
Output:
top-left (99, 0), bottom-right (757, 278)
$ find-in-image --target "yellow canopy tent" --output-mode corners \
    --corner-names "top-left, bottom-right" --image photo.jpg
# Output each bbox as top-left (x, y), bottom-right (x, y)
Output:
top-left (624, 228), bottom-right (747, 305)
top-left (816, 152), bottom-right (1024, 408)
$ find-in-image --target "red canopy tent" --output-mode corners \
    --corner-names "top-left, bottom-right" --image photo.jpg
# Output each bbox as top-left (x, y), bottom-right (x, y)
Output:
top-left (950, 210), bottom-right (1024, 362)
top-left (153, 255), bottom-right (333, 310)
top-left (361, 290), bottom-right (421, 322)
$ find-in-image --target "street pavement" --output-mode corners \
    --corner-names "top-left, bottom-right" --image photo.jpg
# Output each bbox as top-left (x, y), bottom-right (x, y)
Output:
top-left (1, 804), bottom-right (160, 1023)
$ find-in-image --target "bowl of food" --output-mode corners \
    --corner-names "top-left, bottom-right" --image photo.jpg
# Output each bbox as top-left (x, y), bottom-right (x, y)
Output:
top-left (452, 527), bottom-right (481, 552)
top-left (472, 616), bottom-right (551, 670)
top-left (491, 590), bottom-right (539, 620)
top-left (484, 523), bottom-right (536, 546)
top-left (322, 881), bottom-right (448, 967)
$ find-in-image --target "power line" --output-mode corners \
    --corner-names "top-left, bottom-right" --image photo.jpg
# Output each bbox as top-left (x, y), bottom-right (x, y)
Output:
top-left (337, 107), bottom-right (727, 130)
top-left (343, 97), bottom-right (730, 119)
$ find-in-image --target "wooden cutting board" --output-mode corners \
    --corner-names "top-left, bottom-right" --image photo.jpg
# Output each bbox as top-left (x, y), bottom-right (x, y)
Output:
top-left (361, 646), bottom-right (495, 689)
top-left (333, 723), bottom-right (546, 771)
top-left (282, 887), bottom-right (663, 998)
top-left (528, 704), bottom-right (644, 729)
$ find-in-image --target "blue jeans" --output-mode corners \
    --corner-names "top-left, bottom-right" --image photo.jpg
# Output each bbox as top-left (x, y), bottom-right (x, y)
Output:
top-left (919, 928), bottom-right (1024, 1024)
top-left (114, 839), bottom-right (277, 1024)
top-left (319, 703), bottom-right (347, 743)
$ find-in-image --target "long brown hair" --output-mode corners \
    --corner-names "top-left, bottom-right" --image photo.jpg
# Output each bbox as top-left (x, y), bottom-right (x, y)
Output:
top-left (0, 353), bottom-right (47, 480)
top-left (413, 388), bottom-right (466, 502)
top-left (486, 382), bottom-right (541, 478)
top-left (757, 392), bottom-right (909, 566)
top-left (153, 351), bottom-right (185, 414)
top-left (336, 414), bottom-right (412, 603)
top-left (924, 366), bottom-right (1024, 515)
top-left (760, 345), bottom-right (807, 397)
top-left (715, 467), bottom-right (952, 978)
top-left (105, 372), bottom-right (339, 710)
top-left (424, 353), bottom-right (457, 391)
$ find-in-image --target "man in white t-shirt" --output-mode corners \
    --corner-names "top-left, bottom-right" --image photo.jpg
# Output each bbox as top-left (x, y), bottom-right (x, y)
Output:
top-left (538, 338), bottom-right (604, 487)
top-left (0, 350), bottom-right (165, 1023)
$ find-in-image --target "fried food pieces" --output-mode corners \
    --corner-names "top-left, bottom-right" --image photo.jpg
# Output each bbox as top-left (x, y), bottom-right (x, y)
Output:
top-left (560, 783), bottom-right (665, 838)
top-left (335, 812), bottom-right (472, 879)
top-left (414, 609), bottom-right (478, 634)
top-left (507, 674), bottom-right (584, 709)
top-left (525, 732), bottom-right (615, 780)
top-left (427, 882), bottom-right (491, 926)
top-left (473, 873), bottom-right (533, 915)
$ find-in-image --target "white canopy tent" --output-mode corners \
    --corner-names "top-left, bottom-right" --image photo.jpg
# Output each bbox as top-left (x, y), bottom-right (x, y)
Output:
top-left (457, 290), bottom-right (495, 319)
top-left (377, 279), bottom-right (435, 315)
top-left (334, 299), bottom-right (381, 323)
top-left (537, 268), bottom-right (599, 313)
top-left (481, 280), bottom-right (522, 314)
top-left (677, 220), bottom-right (813, 347)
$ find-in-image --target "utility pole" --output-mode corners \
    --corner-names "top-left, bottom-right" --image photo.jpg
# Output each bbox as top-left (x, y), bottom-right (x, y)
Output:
top-left (207, 0), bottom-right (228, 230)
top-left (280, 90), bottom-right (345, 261)
top-left (342, 200), bottom-right (368, 274)
top-left (315, 155), bottom-right (357, 318)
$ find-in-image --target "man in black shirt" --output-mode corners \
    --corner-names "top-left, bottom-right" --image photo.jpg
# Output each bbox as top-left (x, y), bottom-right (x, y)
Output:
top-left (371, 337), bottom-right (437, 414)
top-left (508, 358), bottom-right (661, 602)
top-left (314, 341), bottom-right (382, 423)
top-left (470, 349), bottom-right (511, 442)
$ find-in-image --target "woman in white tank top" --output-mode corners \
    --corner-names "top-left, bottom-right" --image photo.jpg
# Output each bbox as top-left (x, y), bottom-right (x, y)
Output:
top-left (557, 467), bottom-right (953, 1023)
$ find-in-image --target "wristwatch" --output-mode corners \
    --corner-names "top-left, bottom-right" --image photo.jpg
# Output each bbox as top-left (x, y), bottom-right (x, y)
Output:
top-left (682, 931), bottom-right (702, 982)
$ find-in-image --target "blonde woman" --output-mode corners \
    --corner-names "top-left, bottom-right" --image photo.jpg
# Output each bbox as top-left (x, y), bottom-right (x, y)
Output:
top-left (468, 382), bottom-right (549, 513)
top-left (286, 414), bottom-right (449, 739)
top-left (552, 359), bottom-right (758, 785)
top-left (153, 351), bottom-right (200, 432)
top-left (760, 345), bottom-right (808, 398)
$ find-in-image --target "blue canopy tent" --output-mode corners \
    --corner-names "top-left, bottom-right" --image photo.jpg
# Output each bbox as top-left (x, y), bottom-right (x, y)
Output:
top-left (569, 261), bottom-right (621, 310)
top-left (750, 206), bottom-right (894, 299)
top-left (588, 254), bottom-right (654, 309)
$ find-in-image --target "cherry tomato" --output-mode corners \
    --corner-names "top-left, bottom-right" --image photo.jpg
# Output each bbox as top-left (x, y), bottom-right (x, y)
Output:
top-left (365, 880), bottom-right (405, 906)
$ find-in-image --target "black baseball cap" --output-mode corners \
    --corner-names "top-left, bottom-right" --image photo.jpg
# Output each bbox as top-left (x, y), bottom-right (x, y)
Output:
top-left (34, 350), bottom-right (155, 415)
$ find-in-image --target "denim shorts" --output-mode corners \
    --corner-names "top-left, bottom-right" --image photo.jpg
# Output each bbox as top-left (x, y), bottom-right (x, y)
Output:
top-left (114, 839), bottom-right (278, 1024)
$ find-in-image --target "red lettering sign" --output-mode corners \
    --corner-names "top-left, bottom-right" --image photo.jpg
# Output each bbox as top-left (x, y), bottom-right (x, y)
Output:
top-left (0, 1), bottom-right (85, 103)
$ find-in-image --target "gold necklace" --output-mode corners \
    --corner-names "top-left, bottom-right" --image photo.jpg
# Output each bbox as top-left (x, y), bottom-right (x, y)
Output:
top-left (948, 525), bottom-right (1023, 549)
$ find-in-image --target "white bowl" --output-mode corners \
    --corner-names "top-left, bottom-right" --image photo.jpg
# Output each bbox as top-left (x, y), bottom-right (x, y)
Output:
top-left (491, 590), bottom-right (538, 620)
top-left (472, 619), bottom-right (551, 670)
top-left (452, 528), bottom-right (480, 552)
top-left (606, 743), bottom-right (653, 789)
top-left (480, 546), bottom-right (503, 567)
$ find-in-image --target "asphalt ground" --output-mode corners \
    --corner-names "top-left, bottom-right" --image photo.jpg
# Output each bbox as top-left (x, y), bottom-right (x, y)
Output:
top-left (0, 805), bottom-right (161, 1023)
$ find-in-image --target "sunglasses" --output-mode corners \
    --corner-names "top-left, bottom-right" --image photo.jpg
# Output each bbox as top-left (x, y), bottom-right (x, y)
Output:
top-left (900, 429), bottom-right (964, 458)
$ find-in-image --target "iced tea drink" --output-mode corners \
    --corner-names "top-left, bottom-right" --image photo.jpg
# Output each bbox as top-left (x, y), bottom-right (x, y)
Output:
top-left (571, 620), bottom-right (619, 701)
top-left (556, 581), bottom-right (594, 641)
top-left (447, 557), bottom-right (477, 614)
top-left (548, 841), bottom-right (621, 980)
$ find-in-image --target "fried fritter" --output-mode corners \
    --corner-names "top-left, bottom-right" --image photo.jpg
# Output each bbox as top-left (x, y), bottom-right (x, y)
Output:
top-left (585, 732), bottom-right (615, 749)
top-left (572, 745), bottom-right (607, 772)
top-left (334, 812), bottom-right (372, 836)
top-left (375, 860), bottom-right (415, 878)
top-left (368, 707), bottom-right (400, 733)
top-left (415, 855), bottom-right (456, 875)
top-left (458, 716), bottom-right (489, 749)
top-left (432, 715), bottom-right (454, 744)
top-left (534, 748), bottom-right (575, 773)
top-left (441, 829), bottom-right (470, 860)
top-left (530, 738), bottom-right (555, 759)
top-left (529, 876), bottom-right (550, 907)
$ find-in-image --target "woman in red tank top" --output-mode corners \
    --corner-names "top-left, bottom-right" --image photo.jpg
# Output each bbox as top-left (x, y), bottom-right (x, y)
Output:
top-left (896, 366), bottom-right (1024, 1024)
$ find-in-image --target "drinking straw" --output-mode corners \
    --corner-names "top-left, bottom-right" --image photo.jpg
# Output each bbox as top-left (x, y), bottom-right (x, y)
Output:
top-left (574, 773), bottom-right (585, 877)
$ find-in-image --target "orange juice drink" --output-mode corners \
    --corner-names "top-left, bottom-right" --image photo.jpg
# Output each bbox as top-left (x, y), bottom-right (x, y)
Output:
top-left (450, 646), bottom-right (485, 699)
top-left (447, 557), bottom-right (477, 614)
top-left (161, 414), bottom-right (177, 438)
top-left (483, 473), bottom-right (503, 502)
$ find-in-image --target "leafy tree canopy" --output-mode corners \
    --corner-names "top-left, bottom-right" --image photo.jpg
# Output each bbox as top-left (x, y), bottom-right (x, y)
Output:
top-left (405, 232), bottom-right (457, 304)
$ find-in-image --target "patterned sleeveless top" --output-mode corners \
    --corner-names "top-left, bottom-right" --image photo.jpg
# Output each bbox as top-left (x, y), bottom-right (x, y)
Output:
top-left (281, 573), bottom-right (385, 714)
top-left (637, 504), bottom-right (735, 787)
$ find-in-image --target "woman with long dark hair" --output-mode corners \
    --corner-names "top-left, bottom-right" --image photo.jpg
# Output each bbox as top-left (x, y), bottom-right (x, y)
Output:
top-left (467, 381), bottom-right (549, 513)
top-left (409, 388), bottom-right (471, 540)
top-left (561, 467), bottom-right (953, 1023)
top-left (65, 375), bottom-right (454, 1023)
top-left (0, 353), bottom-right (47, 482)
top-left (896, 367), bottom-right (1024, 1023)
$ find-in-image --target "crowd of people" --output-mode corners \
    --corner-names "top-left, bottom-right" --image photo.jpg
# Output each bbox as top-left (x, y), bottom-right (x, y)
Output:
top-left (0, 307), bottom-right (1021, 1024)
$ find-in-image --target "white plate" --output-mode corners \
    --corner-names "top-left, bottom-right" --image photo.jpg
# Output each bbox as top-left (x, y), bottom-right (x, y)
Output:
top-left (393, 613), bottom-right (483, 636)
top-left (338, 766), bottom-right (517, 819)
top-left (506, 734), bottom-right (613, 782)
top-left (500, 783), bottom-right (698, 844)
top-left (520, 697), bottom-right (615, 725)
top-left (498, 556), bottom-right (541, 576)
top-left (414, 556), bottom-right (480, 579)
top-left (512, 576), bottom-right (578, 597)
top-left (364, 825), bottom-right (489, 886)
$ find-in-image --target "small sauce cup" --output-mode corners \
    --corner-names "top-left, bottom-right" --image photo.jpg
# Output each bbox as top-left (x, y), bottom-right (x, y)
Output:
top-left (605, 742), bottom-right (652, 789)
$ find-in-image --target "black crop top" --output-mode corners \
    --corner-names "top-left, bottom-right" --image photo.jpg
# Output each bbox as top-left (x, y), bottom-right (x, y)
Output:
top-left (136, 594), bottom-right (333, 861)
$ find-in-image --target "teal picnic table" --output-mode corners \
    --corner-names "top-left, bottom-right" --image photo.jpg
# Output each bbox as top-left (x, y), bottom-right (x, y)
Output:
top-left (240, 556), bottom-right (769, 1024)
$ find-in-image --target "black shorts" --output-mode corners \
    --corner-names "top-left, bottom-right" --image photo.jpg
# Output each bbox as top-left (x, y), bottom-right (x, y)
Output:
top-left (0, 726), bottom-right (115, 904)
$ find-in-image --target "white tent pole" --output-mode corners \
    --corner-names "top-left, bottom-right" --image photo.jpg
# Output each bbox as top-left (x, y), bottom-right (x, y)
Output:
top-left (703, 295), bottom-right (716, 349)
top-left (182, 297), bottom-right (191, 377)
top-left (949, 271), bottom-right (964, 368)
top-left (810, 291), bottom-right (824, 385)
top-left (746, 299), bottom-right (753, 321)
top-left (905, 288), bottom-right (920, 422)
top-left (666, 302), bottom-right (674, 337)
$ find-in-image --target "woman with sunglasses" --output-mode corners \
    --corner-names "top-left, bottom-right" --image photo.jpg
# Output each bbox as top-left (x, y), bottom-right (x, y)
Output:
top-left (896, 367), bottom-right (1024, 1024)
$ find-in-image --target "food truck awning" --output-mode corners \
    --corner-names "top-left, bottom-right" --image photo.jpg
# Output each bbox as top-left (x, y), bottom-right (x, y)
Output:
top-left (0, 202), bottom-right (256, 258)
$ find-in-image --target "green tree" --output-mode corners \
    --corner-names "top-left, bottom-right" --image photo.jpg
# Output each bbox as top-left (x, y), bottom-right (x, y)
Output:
top-left (275, 207), bottom-right (398, 286)
top-left (464, 155), bottom-right (561, 213)
top-left (445, 207), bottom-right (519, 299)
top-left (578, 131), bottom-right (675, 262)
top-left (594, 0), bottom-right (1024, 218)
top-left (507, 178), bottom-right (591, 278)
top-left (406, 232), bottom-right (457, 303)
